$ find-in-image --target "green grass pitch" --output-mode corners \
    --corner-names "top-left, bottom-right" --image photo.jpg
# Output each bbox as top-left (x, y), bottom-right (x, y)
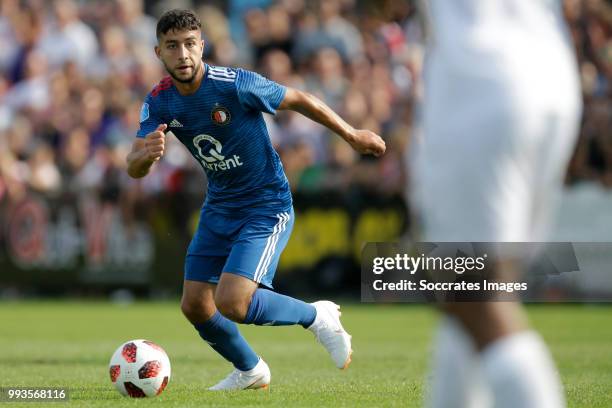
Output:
top-left (1, 302), bottom-right (610, 407)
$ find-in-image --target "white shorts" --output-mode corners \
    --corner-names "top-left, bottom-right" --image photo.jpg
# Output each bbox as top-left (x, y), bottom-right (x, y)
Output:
top-left (411, 45), bottom-right (582, 242)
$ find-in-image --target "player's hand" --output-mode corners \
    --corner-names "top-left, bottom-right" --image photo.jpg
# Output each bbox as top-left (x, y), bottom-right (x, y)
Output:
top-left (347, 129), bottom-right (386, 157)
top-left (144, 124), bottom-right (167, 162)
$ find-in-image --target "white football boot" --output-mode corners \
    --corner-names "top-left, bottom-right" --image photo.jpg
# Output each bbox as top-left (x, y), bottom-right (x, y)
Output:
top-left (308, 301), bottom-right (353, 369)
top-left (208, 358), bottom-right (271, 391)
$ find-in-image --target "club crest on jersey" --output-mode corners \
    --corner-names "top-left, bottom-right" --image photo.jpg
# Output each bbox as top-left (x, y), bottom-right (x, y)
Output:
top-left (211, 105), bottom-right (231, 126)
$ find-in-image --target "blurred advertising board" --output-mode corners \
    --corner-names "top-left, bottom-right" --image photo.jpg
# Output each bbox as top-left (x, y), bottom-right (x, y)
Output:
top-left (0, 191), bottom-right (408, 294)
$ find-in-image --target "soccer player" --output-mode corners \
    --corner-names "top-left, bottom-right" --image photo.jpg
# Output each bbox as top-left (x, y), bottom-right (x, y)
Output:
top-left (412, 1), bottom-right (581, 407)
top-left (126, 9), bottom-right (385, 391)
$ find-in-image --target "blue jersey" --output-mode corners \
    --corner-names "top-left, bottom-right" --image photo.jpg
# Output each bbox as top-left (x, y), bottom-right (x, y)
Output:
top-left (137, 64), bottom-right (291, 215)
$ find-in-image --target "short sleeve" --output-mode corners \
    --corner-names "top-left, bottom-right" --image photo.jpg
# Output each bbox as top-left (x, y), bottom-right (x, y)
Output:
top-left (136, 95), bottom-right (162, 138)
top-left (235, 69), bottom-right (287, 114)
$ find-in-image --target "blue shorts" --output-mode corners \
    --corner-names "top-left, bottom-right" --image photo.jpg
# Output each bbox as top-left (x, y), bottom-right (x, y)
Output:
top-left (184, 207), bottom-right (294, 288)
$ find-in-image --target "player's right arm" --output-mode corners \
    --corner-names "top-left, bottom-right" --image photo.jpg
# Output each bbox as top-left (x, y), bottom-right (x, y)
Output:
top-left (126, 123), bottom-right (167, 178)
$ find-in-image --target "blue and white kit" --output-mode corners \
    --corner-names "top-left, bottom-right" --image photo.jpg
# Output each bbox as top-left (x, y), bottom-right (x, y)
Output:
top-left (137, 65), bottom-right (293, 287)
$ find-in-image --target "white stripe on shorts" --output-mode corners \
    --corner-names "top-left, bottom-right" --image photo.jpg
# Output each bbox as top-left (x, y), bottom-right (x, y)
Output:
top-left (253, 213), bottom-right (282, 283)
top-left (253, 212), bottom-right (290, 283)
top-left (254, 212), bottom-right (289, 283)
top-left (258, 213), bottom-right (290, 282)
top-left (253, 212), bottom-right (287, 283)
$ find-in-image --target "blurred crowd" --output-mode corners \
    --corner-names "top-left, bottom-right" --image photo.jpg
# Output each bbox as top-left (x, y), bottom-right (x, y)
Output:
top-left (0, 0), bottom-right (610, 209)
top-left (564, 0), bottom-right (612, 186)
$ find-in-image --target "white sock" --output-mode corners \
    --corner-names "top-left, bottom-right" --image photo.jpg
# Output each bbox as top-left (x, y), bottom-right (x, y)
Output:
top-left (427, 317), bottom-right (490, 408)
top-left (481, 331), bottom-right (565, 408)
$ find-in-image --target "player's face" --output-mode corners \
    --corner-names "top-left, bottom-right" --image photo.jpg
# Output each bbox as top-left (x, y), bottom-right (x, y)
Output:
top-left (156, 29), bottom-right (204, 84)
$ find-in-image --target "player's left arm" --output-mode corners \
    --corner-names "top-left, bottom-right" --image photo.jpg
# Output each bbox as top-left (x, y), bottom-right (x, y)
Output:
top-left (277, 88), bottom-right (386, 157)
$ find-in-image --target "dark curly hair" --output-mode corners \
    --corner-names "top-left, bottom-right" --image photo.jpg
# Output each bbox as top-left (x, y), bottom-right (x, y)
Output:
top-left (156, 9), bottom-right (201, 40)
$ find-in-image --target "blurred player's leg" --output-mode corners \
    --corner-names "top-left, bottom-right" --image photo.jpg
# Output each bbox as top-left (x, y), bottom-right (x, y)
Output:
top-left (427, 317), bottom-right (490, 408)
top-left (443, 298), bottom-right (566, 407)
top-left (418, 111), bottom-right (574, 407)
top-left (420, 105), bottom-right (577, 407)
top-left (480, 329), bottom-right (565, 408)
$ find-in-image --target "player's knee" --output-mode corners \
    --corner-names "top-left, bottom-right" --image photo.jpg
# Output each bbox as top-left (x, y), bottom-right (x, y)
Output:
top-left (180, 299), bottom-right (202, 323)
top-left (180, 297), bottom-right (215, 324)
top-left (214, 295), bottom-right (248, 323)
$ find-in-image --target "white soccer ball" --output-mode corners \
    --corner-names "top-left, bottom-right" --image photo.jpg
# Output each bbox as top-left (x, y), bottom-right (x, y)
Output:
top-left (108, 339), bottom-right (171, 398)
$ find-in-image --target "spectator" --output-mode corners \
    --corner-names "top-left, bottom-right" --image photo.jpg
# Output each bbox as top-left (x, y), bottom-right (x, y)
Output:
top-left (38, 0), bottom-right (99, 70)
top-left (0, 0), bottom-right (607, 218)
